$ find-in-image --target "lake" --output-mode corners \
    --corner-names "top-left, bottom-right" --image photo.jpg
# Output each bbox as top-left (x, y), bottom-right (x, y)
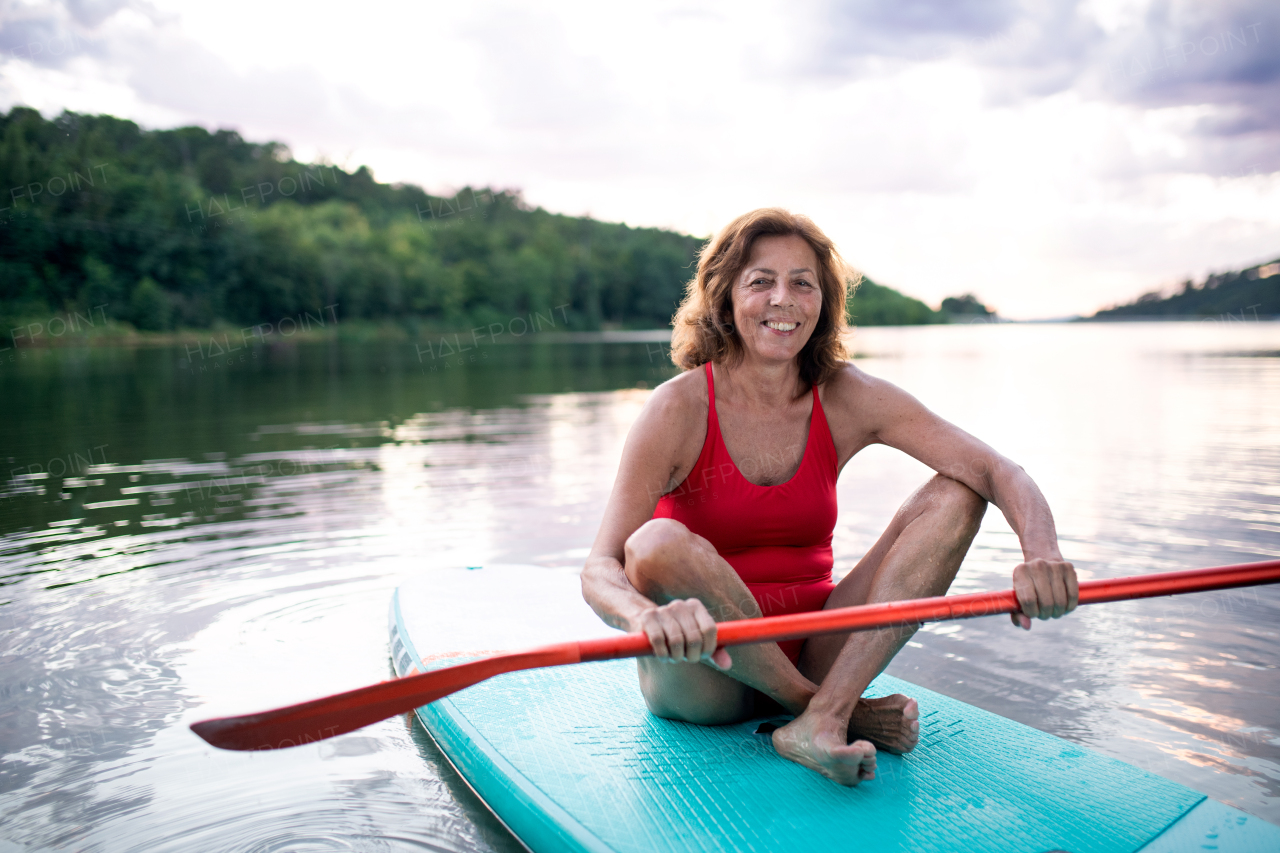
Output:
top-left (1, 320), bottom-right (1278, 851)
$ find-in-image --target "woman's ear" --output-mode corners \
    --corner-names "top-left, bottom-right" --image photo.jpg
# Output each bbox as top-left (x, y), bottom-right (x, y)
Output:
top-left (718, 293), bottom-right (735, 328)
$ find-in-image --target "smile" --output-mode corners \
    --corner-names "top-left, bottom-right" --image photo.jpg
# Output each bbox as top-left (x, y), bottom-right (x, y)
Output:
top-left (765, 321), bottom-right (798, 331)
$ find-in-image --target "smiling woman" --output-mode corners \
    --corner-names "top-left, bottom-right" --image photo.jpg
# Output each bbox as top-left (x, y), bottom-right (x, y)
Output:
top-left (581, 207), bottom-right (1080, 787)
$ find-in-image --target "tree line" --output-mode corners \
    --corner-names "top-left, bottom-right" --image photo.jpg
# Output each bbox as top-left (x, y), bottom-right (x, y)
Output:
top-left (1089, 261), bottom-right (1279, 320)
top-left (1, 107), bottom-right (948, 334)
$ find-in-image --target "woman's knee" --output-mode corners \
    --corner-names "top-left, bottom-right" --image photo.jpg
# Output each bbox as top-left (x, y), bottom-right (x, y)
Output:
top-left (926, 474), bottom-right (987, 530)
top-left (624, 518), bottom-right (695, 595)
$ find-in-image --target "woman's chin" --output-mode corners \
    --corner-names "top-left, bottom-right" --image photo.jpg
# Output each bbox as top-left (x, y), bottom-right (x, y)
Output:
top-left (745, 340), bottom-right (805, 363)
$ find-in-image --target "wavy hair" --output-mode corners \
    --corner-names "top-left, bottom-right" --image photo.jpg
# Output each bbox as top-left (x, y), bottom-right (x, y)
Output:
top-left (670, 208), bottom-right (857, 389)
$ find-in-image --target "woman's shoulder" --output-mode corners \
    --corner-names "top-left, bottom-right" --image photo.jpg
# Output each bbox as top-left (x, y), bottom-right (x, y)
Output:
top-left (623, 366), bottom-right (710, 472)
top-left (645, 365), bottom-right (709, 422)
top-left (818, 361), bottom-right (909, 424)
top-left (818, 360), bottom-right (877, 404)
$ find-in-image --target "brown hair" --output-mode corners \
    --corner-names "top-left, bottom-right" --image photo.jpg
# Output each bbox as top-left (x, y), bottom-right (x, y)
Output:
top-left (670, 208), bottom-right (857, 389)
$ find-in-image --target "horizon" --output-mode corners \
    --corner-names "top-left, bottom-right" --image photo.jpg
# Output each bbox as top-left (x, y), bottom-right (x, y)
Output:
top-left (2, 1), bottom-right (1278, 320)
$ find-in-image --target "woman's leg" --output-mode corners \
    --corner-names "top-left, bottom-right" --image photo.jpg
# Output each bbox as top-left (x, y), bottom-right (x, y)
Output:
top-left (623, 518), bottom-right (816, 724)
top-left (773, 474), bottom-right (987, 773)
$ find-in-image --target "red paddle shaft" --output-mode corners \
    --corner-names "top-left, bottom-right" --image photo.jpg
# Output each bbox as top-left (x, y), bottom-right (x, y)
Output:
top-left (191, 559), bottom-right (1280, 751)
top-left (581, 558), bottom-right (1280, 661)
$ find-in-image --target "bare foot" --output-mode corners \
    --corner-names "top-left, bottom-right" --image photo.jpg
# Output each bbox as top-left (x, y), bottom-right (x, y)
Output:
top-left (848, 694), bottom-right (919, 754)
top-left (771, 714), bottom-right (877, 786)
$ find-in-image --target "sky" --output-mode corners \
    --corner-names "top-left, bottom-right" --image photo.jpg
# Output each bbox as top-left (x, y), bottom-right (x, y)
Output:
top-left (1, 0), bottom-right (1278, 318)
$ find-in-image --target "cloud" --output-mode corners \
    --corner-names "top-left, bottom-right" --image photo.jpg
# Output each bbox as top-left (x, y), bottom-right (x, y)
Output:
top-left (0, 0), bottom-right (469, 173)
top-left (0, 0), bottom-right (114, 68)
top-left (462, 6), bottom-right (622, 133)
top-left (1, 0), bottom-right (1277, 317)
top-left (797, 0), bottom-right (1280, 173)
top-left (1093, 2), bottom-right (1280, 172)
top-left (64, 0), bottom-right (134, 28)
top-left (795, 0), bottom-right (1097, 83)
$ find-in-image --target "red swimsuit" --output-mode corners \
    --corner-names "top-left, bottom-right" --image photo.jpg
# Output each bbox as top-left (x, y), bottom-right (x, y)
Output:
top-left (653, 363), bottom-right (839, 664)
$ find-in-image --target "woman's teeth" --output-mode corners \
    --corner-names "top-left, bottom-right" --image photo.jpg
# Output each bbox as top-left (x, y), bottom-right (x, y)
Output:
top-left (765, 321), bottom-right (797, 331)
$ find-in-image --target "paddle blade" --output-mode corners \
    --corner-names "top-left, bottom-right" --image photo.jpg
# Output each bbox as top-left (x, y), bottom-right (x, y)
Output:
top-left (191, 642), bottom-right (580, 751)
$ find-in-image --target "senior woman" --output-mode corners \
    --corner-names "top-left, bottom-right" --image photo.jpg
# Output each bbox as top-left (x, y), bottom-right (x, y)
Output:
top-left (580, 209), bottom-right (1077, 787)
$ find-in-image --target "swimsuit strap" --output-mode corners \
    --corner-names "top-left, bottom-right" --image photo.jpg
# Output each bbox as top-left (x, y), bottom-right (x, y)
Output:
top-left (704, 362), bottom-right (716, 430)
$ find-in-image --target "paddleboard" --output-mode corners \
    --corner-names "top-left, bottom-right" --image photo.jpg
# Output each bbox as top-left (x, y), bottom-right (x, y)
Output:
top-left (390, 564), bottom-right (1280, 853)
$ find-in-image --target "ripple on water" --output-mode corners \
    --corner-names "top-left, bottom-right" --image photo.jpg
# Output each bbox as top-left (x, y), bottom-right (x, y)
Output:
top-left (2, 328), bottom-right (1279, 848)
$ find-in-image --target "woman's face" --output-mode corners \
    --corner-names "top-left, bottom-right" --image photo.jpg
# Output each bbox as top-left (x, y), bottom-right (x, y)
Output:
top-left (729, 234), bottom-right (823, 367)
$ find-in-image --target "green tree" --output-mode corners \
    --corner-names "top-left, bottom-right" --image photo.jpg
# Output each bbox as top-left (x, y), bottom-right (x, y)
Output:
top-left (940, 293), bottom-right (995, 318)
top-left (849, 278), bottom-right (944, 326)
top-left (81, 257), bottom-right (122, 316)
top-left (0, 107), bottom-right (946, 333)
top-left (130, 277), bottom-right (171, 330)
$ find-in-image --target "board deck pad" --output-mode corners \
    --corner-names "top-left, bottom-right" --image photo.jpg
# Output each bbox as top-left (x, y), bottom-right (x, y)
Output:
top-left (391, 566), bottom-right (1280, 853)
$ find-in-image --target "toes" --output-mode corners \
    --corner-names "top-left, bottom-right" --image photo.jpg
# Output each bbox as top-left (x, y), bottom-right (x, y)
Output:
top-left (773, 723), bottom-right (882, 787)
top-left (848, 739), bottom-right (876, 760)
top-left (832, 741), bottom-right (877, 785)
top-left (851, 741), bottom-right (878, 782)
top-left (872, 694), bottom-right (916, 713)
top-left (852, 695), bottom-right (920, 747)
top-left (904, 698), bottom-right (920, 734)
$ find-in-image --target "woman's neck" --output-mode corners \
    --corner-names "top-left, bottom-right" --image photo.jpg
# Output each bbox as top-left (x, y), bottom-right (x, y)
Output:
top-left (715, 356), bottom-right (807, 408)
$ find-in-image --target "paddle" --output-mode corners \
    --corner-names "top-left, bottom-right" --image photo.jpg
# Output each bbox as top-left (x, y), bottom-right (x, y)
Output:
top-left (191, 559), bottom-right (1280, 751)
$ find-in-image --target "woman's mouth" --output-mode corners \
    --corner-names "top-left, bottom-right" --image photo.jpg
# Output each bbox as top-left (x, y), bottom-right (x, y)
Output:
top-left (764, 321), bottom-right (798, 332)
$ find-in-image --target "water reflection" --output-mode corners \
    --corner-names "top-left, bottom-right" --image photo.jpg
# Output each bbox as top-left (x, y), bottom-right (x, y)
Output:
top-left (0, 323), bottom-right (1277, 849)
top-left (848, 322), bottom-right (1280, 822)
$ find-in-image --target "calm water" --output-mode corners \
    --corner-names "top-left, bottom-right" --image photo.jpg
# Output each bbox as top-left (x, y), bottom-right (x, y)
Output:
top-left (1, 321), bottom-right (1278, 851)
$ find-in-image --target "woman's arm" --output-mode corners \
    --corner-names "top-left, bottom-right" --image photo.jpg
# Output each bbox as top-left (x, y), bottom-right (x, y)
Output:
top-left (581, 376), bottom-right (724, 661)
top-left (828, 366), bottom-right (1079, 628)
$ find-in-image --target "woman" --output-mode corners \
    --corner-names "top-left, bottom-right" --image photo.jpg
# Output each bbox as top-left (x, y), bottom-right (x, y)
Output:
top-left (580, 209), bottom-right (1077, 787)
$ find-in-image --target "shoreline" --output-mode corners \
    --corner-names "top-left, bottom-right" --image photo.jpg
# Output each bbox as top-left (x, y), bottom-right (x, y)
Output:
top-left (3, 315), bottom-right (1278, 353)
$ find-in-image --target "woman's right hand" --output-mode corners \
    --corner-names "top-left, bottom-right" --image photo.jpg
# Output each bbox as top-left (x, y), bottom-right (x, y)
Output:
top-left (632, 598), bottom-right (732, 669)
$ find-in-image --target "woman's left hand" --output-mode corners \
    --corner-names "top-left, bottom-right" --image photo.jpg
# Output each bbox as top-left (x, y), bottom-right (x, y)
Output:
top-left (1010, 558), bottom-right (1079, 630)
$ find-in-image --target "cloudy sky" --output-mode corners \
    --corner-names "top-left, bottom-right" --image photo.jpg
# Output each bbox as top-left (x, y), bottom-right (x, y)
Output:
top-left (2, 0), bottom-right (1278, 318)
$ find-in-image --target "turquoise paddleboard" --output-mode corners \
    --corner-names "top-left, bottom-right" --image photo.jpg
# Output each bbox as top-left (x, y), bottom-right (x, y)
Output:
top-left (390, 565), bottom-right (1280, 853)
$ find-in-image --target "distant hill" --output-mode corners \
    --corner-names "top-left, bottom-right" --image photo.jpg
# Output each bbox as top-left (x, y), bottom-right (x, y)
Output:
top-left (848, 277), bottom-right (944, 326)
top-left (1089, 258), bottom-right (1280, 320)
top-left (941, 293), bottom-right (996, 320)
top-left (0, 107), bottom-right (949, 335)
top-left (0, 108), bottom-right (702, 333)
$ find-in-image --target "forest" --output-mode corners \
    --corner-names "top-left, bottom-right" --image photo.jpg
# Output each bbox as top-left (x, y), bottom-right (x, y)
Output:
top-left (1, 108), bottom-right (944, 336)
top-left (1089, 261), bottom-right (1279, 320)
